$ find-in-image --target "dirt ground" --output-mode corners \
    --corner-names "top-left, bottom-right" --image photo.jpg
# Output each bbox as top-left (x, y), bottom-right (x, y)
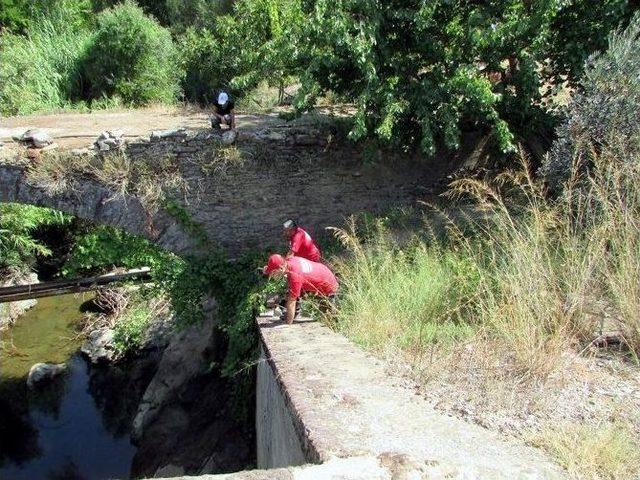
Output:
top-left (0, 106), bottom-right (286, 149)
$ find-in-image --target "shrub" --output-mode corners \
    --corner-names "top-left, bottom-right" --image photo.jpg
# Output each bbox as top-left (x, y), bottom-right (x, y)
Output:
top-left (541, 12), bottom-right (640, 193)
top-left (83, 0), bottom-right (181, 105)
top-left (0, 13), bottom-right (93, 115)
top-left (0, 204), bottom-right (70, 275)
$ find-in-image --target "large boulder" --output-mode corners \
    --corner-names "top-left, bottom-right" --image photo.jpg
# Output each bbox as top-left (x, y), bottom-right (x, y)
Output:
top-left (81, 327), bottom-right (116, 364)
top-left (27, 363), bottom-right (67, 388)
top-left (131, 299), bottom-right (217, 441)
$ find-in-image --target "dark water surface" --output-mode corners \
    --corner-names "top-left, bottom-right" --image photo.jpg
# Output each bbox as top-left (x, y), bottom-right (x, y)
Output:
top-left (0, 294), bottom-right (137, 480)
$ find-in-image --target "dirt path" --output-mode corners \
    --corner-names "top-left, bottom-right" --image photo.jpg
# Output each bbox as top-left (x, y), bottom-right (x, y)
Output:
top-left (0, 106), bottom-right (286, 148)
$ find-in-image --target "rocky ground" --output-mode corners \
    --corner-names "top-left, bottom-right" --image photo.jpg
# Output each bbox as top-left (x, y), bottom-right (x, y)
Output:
top-left (383, 341), bottom-right (640, 470)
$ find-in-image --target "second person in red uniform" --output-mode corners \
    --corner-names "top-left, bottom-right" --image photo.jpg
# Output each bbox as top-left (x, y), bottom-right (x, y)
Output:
top-left (283, 220), bottom-right (321, 262)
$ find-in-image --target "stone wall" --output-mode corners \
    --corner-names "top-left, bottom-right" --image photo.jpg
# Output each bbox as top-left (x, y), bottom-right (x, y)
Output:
top-left (0, 124), bottom-right (440, 256)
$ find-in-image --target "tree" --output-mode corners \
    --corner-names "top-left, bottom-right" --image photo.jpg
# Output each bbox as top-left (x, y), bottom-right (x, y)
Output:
top-left (179, 0), bottom-right (303, 104)
top-left (297, 0), bottom-right (637, 156)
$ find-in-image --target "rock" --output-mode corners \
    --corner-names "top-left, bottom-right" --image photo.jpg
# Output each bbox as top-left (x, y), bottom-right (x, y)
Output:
top-left (0, 273), bottom-right (39, 330)
top-left (221, 129), bottom-right (238, 145)
top-left (261, 131), bottom-right (286, 142)
top-left (94, 130), bottom-right (124, 151)
top-left (150, 128), bottom-right (187, 142)
top-left (81, 327), bottom-right (116, 364)
top-left (71, 147), bottom-right (92, 156)
top-left (191, 131), bottom-right (215, 142)
top-left (27, 363), bottom-right (67, 388)
top-left (294, 133), bottom-right (320, 146)
top-left (142, 314), bottom-right (176, 350)
top-left (154, 464), bottom-right (185, 478)
top-left (131, 299), bottom-right (217, 441)
top-left (17, 129), bottom-right (53, 148)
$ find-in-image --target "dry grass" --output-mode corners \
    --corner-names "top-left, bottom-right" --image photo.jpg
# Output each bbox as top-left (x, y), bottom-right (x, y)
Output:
top-left (196, 145), bottom-right (245, 176)
top-left (327, 147), bottom-right (640, 475)
top-left (22, 150), bottom-right (189, 211)
top-left (528, 422), bottom-right (640, 479)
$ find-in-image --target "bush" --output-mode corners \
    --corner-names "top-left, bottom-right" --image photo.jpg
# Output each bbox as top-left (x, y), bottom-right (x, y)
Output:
top-left (0, 13), bottom-right (93, 115)
top-left (83, 0), bottom-right (181, 105)
top-left (541, 13), bottom-right (640, 193)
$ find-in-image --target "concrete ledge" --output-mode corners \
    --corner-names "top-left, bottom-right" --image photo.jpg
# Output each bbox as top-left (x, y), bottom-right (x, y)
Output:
top-left (254, 313), bottom-right (565, 479)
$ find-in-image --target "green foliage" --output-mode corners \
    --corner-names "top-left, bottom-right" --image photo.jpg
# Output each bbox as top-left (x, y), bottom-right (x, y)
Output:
top-left (152, 249), bottom-right (277, 375)
top-left (297, 0), bottom-right (637, 156)
top-left (162, 199), bottom-right (209, 247)
top-left (63, 225), bottom-right (175, 276)
top-left (178, 0), bottom-right (303, 104)
top-left (83, 0), bottom-right (181, 105)
top-left (543, 0), bottom-right (633, 88)
top-left (0, 0), bottom-right (29, 32)
top-left (542, 12), bottom-right (640, 193)
top-left (112, 303), bottom-right (152, 354)
top-left (0, 204), bottom-right (70, 274)
top-left (0, 7), bottom-right (93, 115)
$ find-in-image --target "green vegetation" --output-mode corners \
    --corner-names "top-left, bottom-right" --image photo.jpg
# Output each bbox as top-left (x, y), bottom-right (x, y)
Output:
top-left (2, 0), bottom-right (636, 157)
top-left (83, 1), bottom-right (181, 105)
top-left (0, 7), bottom-right (94, 115)
top-left (322, 19), bottom-right (640, 478)
top-left (331, 15), bottom-right (640, 374)
top-left (0, 204), bottom-right (70, 276)
top-left (63, 225), bottom-right (173, 277)
top-left (112, 302), bottom-right (153, 354)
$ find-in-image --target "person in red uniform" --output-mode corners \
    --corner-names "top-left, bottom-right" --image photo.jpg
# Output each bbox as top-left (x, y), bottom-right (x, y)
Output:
top-left (263, 254), bottom-right (338, 324)
top-left (283, 220), bottom-right (321, 262)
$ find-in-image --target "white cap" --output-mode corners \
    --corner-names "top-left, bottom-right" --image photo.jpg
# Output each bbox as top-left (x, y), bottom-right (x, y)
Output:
top-left (218, 92), bottom-right (229, 105)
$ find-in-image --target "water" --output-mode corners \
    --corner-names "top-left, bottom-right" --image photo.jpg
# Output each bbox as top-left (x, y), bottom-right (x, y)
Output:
top-left (0, 294), bottom-right (138, 480)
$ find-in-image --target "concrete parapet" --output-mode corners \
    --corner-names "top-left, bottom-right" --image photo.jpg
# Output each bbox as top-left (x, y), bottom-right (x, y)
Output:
top-left (253, 313), bottom-right (565, 479)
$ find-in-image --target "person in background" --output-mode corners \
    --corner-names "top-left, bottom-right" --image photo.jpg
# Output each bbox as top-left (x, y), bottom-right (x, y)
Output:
top-left (283, 220), bottom-right (321, 262)
top-left (211, 90), bottom-right (236, 130)
top-left (262, 254), bottom-right (338, 325)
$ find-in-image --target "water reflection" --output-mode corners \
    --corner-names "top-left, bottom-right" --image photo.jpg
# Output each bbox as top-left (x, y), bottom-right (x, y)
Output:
top-left (0, 294), bottom-right (147, 480)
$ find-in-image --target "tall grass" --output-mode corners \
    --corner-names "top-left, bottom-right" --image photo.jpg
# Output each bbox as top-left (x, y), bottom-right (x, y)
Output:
top-left (0, 16), bottom-right (93, 116)
top-left (528, 422), bottom-right (640, 479)
top-left (331, 148), bottom-right (640, 379)
top-left (329, 223), bottom-right (476, 356)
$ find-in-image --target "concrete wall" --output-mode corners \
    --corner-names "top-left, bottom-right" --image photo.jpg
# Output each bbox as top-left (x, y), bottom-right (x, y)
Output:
top-left (154, 313), bottom-right (567, 480)
top-left (255, 346), bottom-right (307, 469)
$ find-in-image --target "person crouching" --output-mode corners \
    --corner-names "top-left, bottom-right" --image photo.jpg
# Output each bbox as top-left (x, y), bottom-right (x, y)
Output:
top-left (262, 254), bottom-right (338, 325)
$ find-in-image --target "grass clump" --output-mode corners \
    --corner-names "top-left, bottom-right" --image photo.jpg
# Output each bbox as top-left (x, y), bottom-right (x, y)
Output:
top-left (529, 422), bottom-right (640, 479)
top-left (329, 220), bottom-right (476, 357)
top-left (112, 303), bottom-right (152, 355)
